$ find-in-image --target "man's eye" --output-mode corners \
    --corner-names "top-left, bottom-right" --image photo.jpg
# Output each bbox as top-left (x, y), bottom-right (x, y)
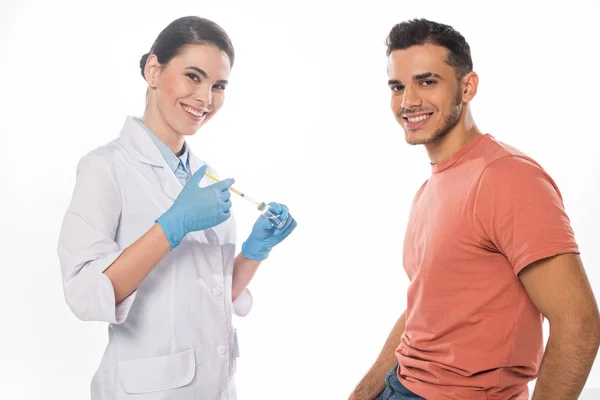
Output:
top-left (422, 80), bottom-right (436, 86)
top-left (391, 85), bottom-right (404, 92)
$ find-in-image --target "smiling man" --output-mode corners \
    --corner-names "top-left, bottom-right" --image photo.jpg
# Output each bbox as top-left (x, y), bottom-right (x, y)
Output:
top-left (349, 19), bottom-right (600, 400)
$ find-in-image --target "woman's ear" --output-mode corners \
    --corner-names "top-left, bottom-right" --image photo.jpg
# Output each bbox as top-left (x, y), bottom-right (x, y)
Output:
top-left (145, 54), bottom-right (161, 88)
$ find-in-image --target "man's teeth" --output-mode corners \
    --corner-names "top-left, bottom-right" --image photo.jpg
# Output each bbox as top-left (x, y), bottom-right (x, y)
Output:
top-left (183, 105), bottom-right (206, 117)
top-left (407, 114), bottom-right (430, 123)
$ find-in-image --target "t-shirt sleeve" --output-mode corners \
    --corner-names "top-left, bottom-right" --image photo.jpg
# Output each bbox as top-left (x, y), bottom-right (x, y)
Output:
top-left (473, 156), bottom-right (579, 275)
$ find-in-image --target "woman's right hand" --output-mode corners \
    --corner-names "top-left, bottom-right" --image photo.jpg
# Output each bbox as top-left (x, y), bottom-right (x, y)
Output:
top-left (156, 165), bottom-right (234, 249)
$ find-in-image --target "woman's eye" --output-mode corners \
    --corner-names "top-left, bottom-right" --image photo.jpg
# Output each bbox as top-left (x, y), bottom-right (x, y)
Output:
top-left (213, 84), bottom-right (226, 91)
top-left (186, 73), bottom-right (200, 82)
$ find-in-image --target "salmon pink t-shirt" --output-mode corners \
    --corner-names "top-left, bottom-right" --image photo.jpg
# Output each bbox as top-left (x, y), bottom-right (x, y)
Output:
top-left (397, 134), bottom-right (579, 400)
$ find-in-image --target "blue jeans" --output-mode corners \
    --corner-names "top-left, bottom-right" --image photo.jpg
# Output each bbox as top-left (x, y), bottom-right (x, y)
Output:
top-left (375, 364), bottom-right (426, 400)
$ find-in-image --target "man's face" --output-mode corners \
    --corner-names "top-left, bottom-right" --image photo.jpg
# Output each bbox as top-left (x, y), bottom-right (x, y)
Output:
top-left (387, 44), bottom-right (464, 145)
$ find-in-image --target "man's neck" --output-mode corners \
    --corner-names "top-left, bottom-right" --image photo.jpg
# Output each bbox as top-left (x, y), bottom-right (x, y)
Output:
top-left (425, 109), bottom-right (481, 165)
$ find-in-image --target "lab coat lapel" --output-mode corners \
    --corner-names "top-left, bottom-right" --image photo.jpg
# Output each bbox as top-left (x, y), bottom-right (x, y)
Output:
top-left (160, 168), bottom-right (184, 201)
top-left (188, 152), bottom-right (209, 188)
top-left (118, 116), bottom-right (183, 202)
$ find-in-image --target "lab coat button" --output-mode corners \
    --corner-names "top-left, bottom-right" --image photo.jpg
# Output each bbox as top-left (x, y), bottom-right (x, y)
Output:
top-left (218, 345), bottom-right (227, 355)
top-left (213, 287), bottom-right (223, 297)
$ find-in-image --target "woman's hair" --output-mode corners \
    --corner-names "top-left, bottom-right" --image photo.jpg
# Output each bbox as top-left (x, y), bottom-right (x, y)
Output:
top-left (139, 16), bottom-right (234, 79)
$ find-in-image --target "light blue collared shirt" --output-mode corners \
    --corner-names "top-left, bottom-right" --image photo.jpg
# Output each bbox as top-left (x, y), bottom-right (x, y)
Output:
top-left (135, 118), bottom-right (191, 185)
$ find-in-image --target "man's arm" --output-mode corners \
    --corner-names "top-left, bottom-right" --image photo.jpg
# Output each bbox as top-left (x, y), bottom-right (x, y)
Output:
top-left (519, 253), bottom-right (600, 399)
top-left (349, 310), bottom-right (406, 400)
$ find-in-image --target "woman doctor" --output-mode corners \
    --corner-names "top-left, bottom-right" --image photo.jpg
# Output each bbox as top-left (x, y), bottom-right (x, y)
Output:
top-left (57, 16), bottom-right (296, 400)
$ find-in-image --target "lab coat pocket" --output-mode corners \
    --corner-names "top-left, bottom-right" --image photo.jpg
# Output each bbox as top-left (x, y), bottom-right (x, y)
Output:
top-left (118, 348), bottom-right (196, 395)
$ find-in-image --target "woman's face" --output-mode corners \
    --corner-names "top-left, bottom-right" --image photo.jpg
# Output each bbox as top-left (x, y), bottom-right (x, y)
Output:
top-left (146, 44), bottom-right (231, 136)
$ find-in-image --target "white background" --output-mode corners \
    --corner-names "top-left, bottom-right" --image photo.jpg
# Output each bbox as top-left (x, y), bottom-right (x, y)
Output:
top-left (1, 0), bottom-right (599, 399)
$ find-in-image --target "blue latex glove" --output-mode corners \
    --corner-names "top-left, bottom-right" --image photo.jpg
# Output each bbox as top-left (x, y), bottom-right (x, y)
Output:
top-left (242, 202), bottom-right (297, 261)
top-left (157, 165), bottom-right (234, 249)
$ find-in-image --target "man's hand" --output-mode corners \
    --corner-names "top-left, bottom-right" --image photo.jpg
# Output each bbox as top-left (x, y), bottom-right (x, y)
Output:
top-left (349, 311), bottom-right (407, 400)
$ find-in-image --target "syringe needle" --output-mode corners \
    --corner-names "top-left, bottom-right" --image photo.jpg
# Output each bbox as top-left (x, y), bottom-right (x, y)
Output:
top-left (204, 171), bottom-right (285, 229)
top-left (204, 172), bottom-right (260, 206)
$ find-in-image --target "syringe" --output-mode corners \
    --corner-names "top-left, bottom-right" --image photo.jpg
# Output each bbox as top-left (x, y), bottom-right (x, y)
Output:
top-left (204, 172), bottom-right (286, 229)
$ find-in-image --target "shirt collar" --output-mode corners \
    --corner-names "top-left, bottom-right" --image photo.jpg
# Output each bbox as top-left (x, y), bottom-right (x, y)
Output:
top-left (134, 118), bottom-right (190, 174)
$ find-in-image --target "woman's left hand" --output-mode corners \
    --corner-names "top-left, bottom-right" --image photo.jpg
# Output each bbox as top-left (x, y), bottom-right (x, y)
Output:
top-left (241, 202), bottom-right (297, 261)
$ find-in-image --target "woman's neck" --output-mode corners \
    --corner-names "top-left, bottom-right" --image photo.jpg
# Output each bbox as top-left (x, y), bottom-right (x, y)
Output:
top-left (141, 108), bottom-right (185, 156)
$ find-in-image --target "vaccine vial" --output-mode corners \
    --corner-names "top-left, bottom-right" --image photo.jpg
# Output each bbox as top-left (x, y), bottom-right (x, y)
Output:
top-left (257, 202), bottom-right (286, 229)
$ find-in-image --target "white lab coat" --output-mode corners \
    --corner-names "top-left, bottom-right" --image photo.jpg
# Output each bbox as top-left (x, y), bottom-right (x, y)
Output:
top-left (57, 116), bottom-right (252, 400)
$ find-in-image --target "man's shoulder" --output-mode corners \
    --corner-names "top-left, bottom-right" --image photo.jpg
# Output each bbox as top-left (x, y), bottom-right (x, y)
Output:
top-left (479, 135), bottom-right (544, 175)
